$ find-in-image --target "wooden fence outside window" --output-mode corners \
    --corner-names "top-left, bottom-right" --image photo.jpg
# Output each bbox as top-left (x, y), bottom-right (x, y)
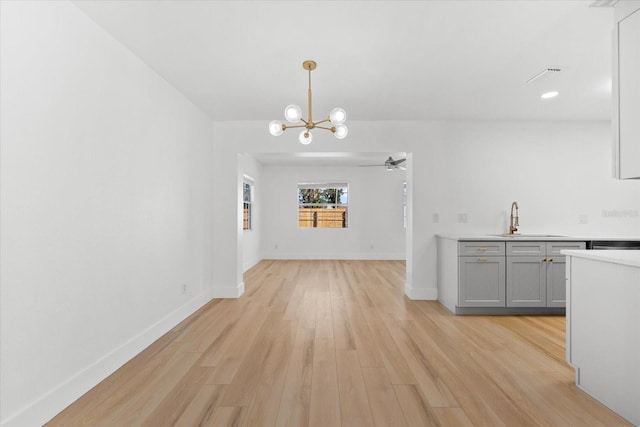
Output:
top-left (298, 207), bottom-right (348, 228)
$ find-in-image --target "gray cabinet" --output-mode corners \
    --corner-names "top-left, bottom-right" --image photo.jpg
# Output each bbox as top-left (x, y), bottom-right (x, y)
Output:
top-left (506, 241), bottom-right (586, 308)
top-left (439, 237), bottom-right (590, 314)
top-left (545, 241), bottom-right (586, 307)
top-left (458, 241), bottom-right (506, 307)
top-left (458, 241), bottom-right (505, 256)
top-left (506, 242), bottom-right (545, 307)
top-left (507, 256), bottom-right (546, 307)
top-left (459, 255), bottom-right (505, 307)
top-left (546, 257), bottom-right (568, 307)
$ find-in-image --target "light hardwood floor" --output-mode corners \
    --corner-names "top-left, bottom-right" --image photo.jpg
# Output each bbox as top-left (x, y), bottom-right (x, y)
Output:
top-left (47, 260), bottom-right (631, 426)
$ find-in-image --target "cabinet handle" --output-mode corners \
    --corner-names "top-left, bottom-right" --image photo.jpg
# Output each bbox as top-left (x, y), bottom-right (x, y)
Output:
top-left (477, 247), bottom-right (488, 252)
top-left (548, 258), bottom-right (553, 263)
top-left (542, 258), bottom-right (547, 262)
top-left (477, 258), bottom-right (488, 262)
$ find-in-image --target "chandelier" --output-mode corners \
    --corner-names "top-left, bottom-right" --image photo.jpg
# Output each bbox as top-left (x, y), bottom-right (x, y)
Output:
top-left (268, 60), bottom-right (348, 145)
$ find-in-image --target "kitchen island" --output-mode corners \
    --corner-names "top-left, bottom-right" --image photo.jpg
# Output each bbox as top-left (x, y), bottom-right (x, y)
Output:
top-left (563, 249), bottom-right (640, 426)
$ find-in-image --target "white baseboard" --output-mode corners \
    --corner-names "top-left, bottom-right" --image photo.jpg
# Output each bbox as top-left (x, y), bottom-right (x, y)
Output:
top-left (263, 252), bottom-right (406, 260)
top-left (212, 281), bottom-right (245, 298)
top-left (1, 290), bottom-right (216, 427)
top-left (404, 283), bottom-right (438, 300)
top-left (243, 256), bottom-right (263, 272)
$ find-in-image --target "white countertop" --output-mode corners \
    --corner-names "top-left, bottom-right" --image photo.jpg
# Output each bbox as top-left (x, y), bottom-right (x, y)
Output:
top-left (561, 249), bottom-right (640, 268)
top-left (436, 233), bottom-right (640, 242)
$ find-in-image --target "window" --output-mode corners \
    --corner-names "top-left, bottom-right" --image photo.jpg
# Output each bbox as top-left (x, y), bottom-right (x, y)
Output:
top-left (298, 183), bottom-right (348, 228)
top-left (243, 181), bottom-right (253, 230)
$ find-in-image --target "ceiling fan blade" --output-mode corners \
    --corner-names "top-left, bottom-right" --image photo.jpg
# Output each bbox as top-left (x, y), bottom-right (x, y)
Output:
top-left (360, 156), bottom-right (407, 169)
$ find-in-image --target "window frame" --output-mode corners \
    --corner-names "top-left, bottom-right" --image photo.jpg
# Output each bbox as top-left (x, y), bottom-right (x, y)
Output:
top-left (243, 179), bottom-right (253, 231)
top-left (297, 182), bottom-right (349, 229)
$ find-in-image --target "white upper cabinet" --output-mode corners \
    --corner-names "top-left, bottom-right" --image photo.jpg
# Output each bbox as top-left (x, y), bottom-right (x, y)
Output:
top-left (613, 2), bottom-right (640, 179)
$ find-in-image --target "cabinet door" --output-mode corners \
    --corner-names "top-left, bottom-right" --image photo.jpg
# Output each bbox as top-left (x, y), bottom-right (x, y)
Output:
top-left (615, 8), bottom-right (640, 179)
top-left (506, 256), bottom-right (546, 307)
top-left (459, 256), bottom-right (505, 307)
top-left (544, 242), bottom-right (584, 308)
top-left (547, 256), bottom-right (567, 307)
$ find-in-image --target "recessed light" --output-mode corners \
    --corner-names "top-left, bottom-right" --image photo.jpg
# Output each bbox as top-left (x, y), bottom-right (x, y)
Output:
top-left (541, 91), bottom-right (559, 99)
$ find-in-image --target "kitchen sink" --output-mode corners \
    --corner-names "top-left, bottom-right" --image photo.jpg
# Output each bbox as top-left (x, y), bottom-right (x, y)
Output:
top-left (489, 234), bottom-right (566, 238)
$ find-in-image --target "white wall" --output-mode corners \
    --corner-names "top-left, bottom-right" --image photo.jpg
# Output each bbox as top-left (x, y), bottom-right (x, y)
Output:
top-left (211, 121), bottom-right (443, 300)
top-left (0, 2), bottom-right (214, 426)
top-left (261, 164), bottom-right (406, 259)
top-left (211, 120), bottom-right (640, 304)
top-left (438, 121), bottom-right (640, 236)
top-left (239, 154), bottom-right (262, 271)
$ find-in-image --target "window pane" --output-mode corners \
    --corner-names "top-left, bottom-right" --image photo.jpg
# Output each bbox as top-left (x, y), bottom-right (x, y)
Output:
top-left (243, 182), bottom-right (252, 230)
top-left (339, 187), bottom-right (348, 203)
top-left (298, 183), bottom-right (348, 228)
top-left (243, 202), bottom-right (251, 230)
top-left (243, 182), bottom-right (251, 203)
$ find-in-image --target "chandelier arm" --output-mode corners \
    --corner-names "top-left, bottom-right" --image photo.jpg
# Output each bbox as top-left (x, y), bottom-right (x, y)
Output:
top-left (314, 118), bottom-right (331, 125)
top-left (283, 124), bottom-right (307, 130)
top-left (315, 125), bottom-right (336, 132)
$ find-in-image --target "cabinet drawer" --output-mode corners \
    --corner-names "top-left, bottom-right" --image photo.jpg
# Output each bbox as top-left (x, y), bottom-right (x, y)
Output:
top-left (507, 241), bottom-right (545, 256)
top-left (459, 241), bottom-right (505, 256)
top-left (546, 241), bottom-right (586, 256)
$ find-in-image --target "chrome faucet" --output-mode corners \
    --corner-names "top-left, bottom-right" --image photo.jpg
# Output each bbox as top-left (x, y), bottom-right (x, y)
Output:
top-left (509, 201), bottom-right (519, 235)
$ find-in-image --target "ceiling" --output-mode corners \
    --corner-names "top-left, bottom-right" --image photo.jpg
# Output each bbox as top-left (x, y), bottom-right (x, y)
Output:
top-left (73, 0), bottom-right (614, 124)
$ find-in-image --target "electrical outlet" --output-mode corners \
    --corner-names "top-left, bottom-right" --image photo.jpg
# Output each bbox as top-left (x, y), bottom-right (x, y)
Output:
top-left (370, 244), bottom-right (374, 249)
top-left (274, 243), bottom-right (278, 249)
top-left (457, 213), bottom-right (468, 223)
top-left (182, 284), bottom-right (187, 294)
top-left (432, 213), bottom-right (440, 223)
top-left (578, 214), bottom-right (589, 224)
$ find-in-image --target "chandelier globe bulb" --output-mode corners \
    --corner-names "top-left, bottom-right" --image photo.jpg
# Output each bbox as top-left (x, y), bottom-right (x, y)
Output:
top-left (269, 120), bottom-right (284, 136)
top-left (329, 107), bottom-right (346, 125)
top-left (284, 104), bottom-right (302, 123)
top-left (334, 124), bottom-right (348, 139)
top-left (299, 130), bottom-right (313, 145)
